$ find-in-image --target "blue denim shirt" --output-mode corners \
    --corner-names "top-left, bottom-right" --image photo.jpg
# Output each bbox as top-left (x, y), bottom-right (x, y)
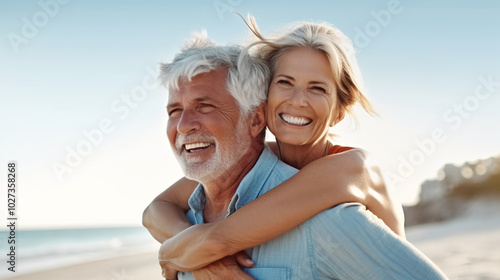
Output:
top-left (178, 146), bottom-right (447, 280)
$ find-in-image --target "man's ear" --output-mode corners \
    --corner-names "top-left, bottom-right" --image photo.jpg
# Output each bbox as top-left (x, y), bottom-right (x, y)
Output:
top-left (250, 102), bottom-right (267, 138)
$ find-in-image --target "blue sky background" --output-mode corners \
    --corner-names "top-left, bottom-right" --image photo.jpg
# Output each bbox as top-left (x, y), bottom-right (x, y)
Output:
top-left (1, 0), bottom-right (499, 229)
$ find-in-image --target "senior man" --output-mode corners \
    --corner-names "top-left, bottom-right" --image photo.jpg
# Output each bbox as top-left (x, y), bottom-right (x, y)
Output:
top-left (146, 34), bottom-right (447, 279)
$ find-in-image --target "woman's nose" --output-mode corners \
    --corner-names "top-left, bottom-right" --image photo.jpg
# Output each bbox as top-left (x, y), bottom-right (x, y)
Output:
top-left (289, 87), bottom-right (308, 107)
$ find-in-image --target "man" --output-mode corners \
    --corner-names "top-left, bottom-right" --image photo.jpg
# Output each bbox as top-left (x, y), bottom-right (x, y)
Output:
top-left (147, 34), bottom-right (447, 279)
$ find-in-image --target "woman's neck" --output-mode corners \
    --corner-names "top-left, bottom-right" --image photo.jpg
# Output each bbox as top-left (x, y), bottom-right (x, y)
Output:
top-left (277, 139), bottom-right (333, 170)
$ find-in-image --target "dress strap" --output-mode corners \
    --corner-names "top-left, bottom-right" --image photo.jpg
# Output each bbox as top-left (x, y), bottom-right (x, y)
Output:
top-left (328, 145), bottom-right (354, 155)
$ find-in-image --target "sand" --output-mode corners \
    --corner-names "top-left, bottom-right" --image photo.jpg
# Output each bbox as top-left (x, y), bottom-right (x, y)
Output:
top-left (407, 214), bottom-right (500, 280)
top-left (5, 214), bottom-right (500, 280)
top-left (3, 251), bottom-right (164, 280)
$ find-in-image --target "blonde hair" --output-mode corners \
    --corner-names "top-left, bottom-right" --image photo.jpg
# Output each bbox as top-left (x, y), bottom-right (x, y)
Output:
top-left (243, 16), bottom-right (375, 119)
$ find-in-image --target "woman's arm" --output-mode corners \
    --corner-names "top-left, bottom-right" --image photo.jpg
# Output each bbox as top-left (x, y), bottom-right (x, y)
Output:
top-left (142, 177), bottom-right (198, 243)
top-left (158, 148), bottom-right (405, 271)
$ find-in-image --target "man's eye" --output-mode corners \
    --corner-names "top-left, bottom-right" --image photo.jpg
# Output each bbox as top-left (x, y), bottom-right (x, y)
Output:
top-left (199, 104), bottom-right (215, 112)
top-left (168, 109), bottom-right (181, 117)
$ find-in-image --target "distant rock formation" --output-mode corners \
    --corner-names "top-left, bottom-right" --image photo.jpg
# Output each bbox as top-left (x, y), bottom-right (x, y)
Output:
top-left (404, 155), bottom-right (500, 227)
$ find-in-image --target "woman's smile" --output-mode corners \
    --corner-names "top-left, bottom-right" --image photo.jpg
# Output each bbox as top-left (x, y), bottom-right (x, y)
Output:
top-left (279, 113), bottom-right (312, 126)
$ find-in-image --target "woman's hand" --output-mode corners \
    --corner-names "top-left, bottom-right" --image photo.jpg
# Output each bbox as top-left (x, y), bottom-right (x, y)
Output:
top-left (160, 262), bottom-right (178, 280)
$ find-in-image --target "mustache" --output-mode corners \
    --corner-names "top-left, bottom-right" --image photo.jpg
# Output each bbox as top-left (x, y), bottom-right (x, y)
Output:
top-left (175, 132), bottom-right (215, 152)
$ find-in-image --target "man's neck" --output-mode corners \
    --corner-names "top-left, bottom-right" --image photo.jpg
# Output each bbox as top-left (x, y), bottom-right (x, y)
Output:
top-left (202, 141), bottom-right (264, 222)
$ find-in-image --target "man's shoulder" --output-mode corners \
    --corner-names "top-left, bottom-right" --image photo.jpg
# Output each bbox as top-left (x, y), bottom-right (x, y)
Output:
top-left (271, 158), bottom-right (298, 180)
top-left (307, 203), bottom-right (448, 279)
top-left (252, 146), bottom-right (298, 192)
top-left (232, 147), bottom-right (298, 210)
top-left (259, 157), bottom-right (298, 194)
top-left (311, 203), bottom-right (374, 224)
top-left (308, 203), bottom-right (388, 237)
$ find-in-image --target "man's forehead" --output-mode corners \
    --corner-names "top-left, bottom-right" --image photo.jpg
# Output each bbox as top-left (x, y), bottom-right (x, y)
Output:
top-left (167, 70), bottom-right (232, 102)
top-left (181, 68), bottom-right (228, 87)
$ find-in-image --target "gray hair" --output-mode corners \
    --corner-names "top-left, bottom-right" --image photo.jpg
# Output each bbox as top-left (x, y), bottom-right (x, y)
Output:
top-left (159, 31), bottom-right (270, 116)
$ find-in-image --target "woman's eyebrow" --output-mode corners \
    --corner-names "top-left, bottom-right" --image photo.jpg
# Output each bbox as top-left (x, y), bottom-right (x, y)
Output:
top-left (274, 74), bottom-right (295, 80)
top-left (309, 81), bottom-right (328, 86)
top-left (275, 74), bottom-right (328, 85)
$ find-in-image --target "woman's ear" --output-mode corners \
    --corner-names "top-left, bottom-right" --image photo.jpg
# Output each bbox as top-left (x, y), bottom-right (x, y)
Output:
top-left (250, 102), bottom-right (267, 138)
top-left (330, 110), bottom-right (345, 127)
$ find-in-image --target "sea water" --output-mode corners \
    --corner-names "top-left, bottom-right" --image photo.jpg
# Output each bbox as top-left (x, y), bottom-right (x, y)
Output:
top-left (0, 226), bottom-right (158, 277)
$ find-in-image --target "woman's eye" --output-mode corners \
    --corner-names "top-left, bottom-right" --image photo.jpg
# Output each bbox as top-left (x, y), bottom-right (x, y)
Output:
top-left (277, 80), bottom-right (292, 86)
top-left (310, 86), bottom-right (326, 94)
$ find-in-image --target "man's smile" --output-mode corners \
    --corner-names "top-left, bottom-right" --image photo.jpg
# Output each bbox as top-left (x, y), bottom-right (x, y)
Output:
top-left (184, 142), bottom-right (213, 153)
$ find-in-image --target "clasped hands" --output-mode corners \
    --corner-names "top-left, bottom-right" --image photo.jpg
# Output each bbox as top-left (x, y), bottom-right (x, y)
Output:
top-left (160, 250), bottom-right (255, 280)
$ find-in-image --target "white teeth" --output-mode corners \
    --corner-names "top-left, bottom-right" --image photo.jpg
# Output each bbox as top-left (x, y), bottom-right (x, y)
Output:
top-left (281, 114), bottom-right (311, 126)
top-left (185, 142), bottom-right (211, 151)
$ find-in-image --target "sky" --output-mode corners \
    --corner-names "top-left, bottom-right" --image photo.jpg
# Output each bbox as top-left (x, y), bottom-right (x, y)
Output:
top-left (1, 0), bottom-right (499, 229)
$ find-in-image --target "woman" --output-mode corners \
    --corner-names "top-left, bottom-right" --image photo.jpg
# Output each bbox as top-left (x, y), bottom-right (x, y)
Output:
top-left (144, 18), bottom-right (405, 273)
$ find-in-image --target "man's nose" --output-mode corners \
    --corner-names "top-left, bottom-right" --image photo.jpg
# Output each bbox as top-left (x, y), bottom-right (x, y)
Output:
top-left (177, 109), bottom-right (200, 135)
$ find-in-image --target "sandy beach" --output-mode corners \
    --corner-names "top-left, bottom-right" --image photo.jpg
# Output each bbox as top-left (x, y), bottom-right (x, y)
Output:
top-left (407, 213), bottom-right (500, 279)
top-left (5, 213), bottom-right (500, 280)
top-left (4, 250), bottom-right (164, 280)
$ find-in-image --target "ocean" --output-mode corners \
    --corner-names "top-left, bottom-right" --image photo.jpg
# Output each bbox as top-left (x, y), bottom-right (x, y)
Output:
top-left (0, 226), bottom-right (158, 277)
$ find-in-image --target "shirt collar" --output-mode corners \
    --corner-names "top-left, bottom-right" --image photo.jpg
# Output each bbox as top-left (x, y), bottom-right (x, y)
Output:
top-left (187, 183), bottom-right (206, 218)
top-left (227, 146), bottom-right (278, 215)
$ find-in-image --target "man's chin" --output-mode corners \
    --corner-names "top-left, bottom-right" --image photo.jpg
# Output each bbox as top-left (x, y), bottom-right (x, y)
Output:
top-left (181, 165), bottom-right (219, 183)
top-left (184, 172), bottom-right (216, 184)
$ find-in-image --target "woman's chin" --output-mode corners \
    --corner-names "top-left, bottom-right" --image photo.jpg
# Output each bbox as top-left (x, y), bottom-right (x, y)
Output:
top-left (276, 136), bottom-right (309, 147)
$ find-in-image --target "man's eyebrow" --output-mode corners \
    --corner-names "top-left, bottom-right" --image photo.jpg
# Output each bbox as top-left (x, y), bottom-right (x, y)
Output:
top-left (193, 96), bottom-right (218, 103)
top-left (166, 96), bottom-right (219, 110)
top-left (166, 102), bottom-right (181, 111)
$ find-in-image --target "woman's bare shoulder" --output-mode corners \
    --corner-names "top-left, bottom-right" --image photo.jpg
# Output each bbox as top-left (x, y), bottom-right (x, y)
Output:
top-left (320, 147), bottom-right (368, 168)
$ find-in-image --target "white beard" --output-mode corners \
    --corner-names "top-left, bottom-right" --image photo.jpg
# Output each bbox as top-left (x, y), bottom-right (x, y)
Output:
top-left (173, 119), bottom-right (251, 184)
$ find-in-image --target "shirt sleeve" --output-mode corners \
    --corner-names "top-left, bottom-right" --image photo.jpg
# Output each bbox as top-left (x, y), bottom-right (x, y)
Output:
top-left (310, 203), bottom-right (448, 280)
